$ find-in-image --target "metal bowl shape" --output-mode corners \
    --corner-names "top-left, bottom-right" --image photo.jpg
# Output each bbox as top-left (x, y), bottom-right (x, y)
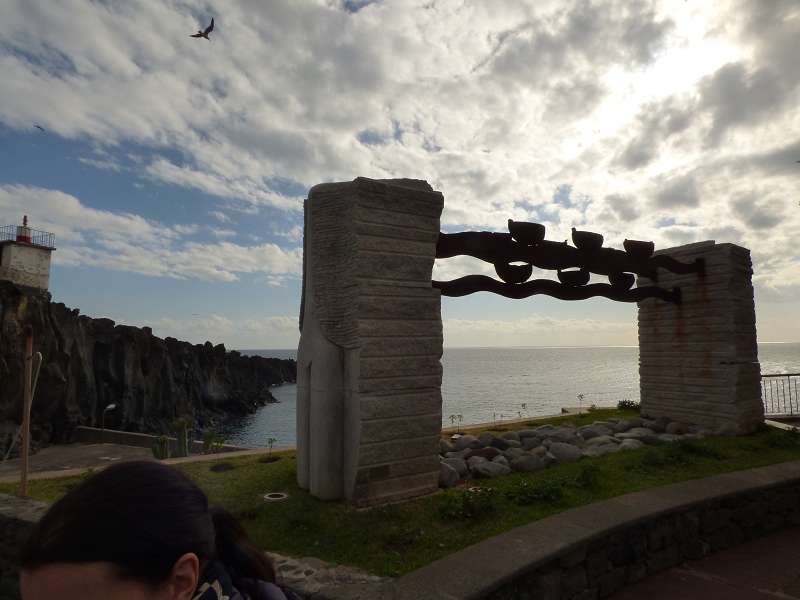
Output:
top-left (557, 268), bottom-right (590, 287)
top-left (495, 261), bottom-right (533, 284)
top-left (263, 492), bottom-right (289, 502)
top-left (571, 228), bottom-right (604, 252)
top-left (508, 219), bottom-right (546, 245)
top-left (623, 239), bottom-right (655, 259)
top-left (608, 272), bottom-right (635, 290)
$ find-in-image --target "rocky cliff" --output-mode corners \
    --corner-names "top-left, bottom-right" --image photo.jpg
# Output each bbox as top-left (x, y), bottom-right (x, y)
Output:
top-left (0, 282), bottom-right (296, 450)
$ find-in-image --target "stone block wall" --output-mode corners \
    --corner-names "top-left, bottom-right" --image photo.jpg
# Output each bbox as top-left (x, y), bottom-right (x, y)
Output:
top-left (0, 243), bottom-right (52, 290)
top-left (637, 241), bottom-right (763, 434)
top-left (490, 481), bottom-right (800, 600)
top-left (297, 177), bottom-right (445, 506)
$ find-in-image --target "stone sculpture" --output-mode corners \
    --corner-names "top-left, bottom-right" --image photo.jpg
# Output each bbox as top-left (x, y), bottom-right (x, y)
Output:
top-left (297, 177), bottom-right (445, 505)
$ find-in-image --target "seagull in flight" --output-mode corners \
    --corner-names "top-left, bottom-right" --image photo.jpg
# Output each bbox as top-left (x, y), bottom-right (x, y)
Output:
top-left (34, 124), bottom-right (45, 132)
top-left (190, 17), bottom-right (214, 40)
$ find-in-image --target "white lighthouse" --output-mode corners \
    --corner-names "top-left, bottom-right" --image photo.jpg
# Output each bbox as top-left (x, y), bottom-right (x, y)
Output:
top-left (0, 216), bottom-right (56, 290)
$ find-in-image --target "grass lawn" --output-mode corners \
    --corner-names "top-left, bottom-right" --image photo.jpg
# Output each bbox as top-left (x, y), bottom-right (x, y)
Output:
top-left (3, 411), bottom-right (800, 578)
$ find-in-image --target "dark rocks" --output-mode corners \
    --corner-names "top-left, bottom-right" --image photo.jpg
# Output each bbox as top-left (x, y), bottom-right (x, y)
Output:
top-left (548, 442), bottom-right (582, 464)
top-left (511, 455), bottom-right (544, 473)
top-left (454, 435), bottom-right (480, 451)
top-left (472, 461), bottom-right (511, 479)
top-left (522, 436), bottom-right (542, 450)
top-left (441, 457), bottom-right (468, 477)
top-left (439, 462), bottom-right (459, 488)
top-left (0, 282), bottom-right (296, 448)
top-left (466, 447), bottom-right (502, 461)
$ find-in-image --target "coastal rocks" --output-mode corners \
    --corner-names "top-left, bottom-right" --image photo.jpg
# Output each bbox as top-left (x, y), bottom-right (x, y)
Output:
top-left (442, 457), bottom-right (468, 477)
top-left (472, 461), bottom-right (511, 479)
top-left (0, 282), bottom-right (297, 449)
top-left (548, 442), bottom-right (583, 463)
top-left (511, 455), bottom-right (544, 472)
top-left (438, 413), bottom-right (715, 488)
top-left (454, 435), bottom-right (480, 451)
top-left (439, 462), bottom-right (460, 488)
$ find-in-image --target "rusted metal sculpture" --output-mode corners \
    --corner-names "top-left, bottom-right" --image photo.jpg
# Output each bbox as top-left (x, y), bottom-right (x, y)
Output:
top-left (433, 220), bottom-right (704, 304)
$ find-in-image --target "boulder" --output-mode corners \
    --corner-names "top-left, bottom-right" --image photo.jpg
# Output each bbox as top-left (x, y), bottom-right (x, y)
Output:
top-left (516, 429), bottom-right (539, 439)
top-left (505, 439), bottom-right (522, 448)
top-left (477, 432), bottom-right (495, 447)
top-left (522, 436), bottom-right (542, 450)
top-left (545, 427), bottom-right (581, 445)
top-left (491, 437), bottom-right (512, 450)
top-left (543, 451), bottom-right (558, 467)
top-left (583, 444), bottom-right (620, 457)
top-left (612, 419), bottom-right (633, 433)
top-left (531, 446), bottom-right (548, 457)
top-left (439, 439), bottom-right (455, 455)
top-left (454, 435), bottom-right (480, 451)
top-left (444, 449), bottom-right (471, 459)
top-left (657, 433), bottom-right (681, 443)
top-left (442, 457), bottom-right (468, 477)
top-left (579, 424), bottom-right (613, 440)
top-left (665, 421), bottom-right (688, 435)
top-left (548, 442), bottom-right (583, 464)
top-left (615, 427), bottom-right (656, 442)
top-left (467, 447), bottom-right (502, 461)
top-left (471, 461), bottom-right (511, 479)
top-left (492, 455), bottom-right (510, 467)
top-left (585, 435), bottom-right (619, 447)
top-left (501, 431), bottom-right (520, 442)
top-left (620, 439), bottom-right (644, 451)
top-left (467, 455), bottom-right (487, 470)
top-left (511, 455), bottom-right (544, 473)
top-left (439, 462), bottom-right (459, 488)
top-left (504, 447), bottom-right (527, 460)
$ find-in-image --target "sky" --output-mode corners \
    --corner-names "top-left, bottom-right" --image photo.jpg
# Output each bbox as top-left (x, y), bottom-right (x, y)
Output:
top-left (0, 0), bottom-right (798, 349)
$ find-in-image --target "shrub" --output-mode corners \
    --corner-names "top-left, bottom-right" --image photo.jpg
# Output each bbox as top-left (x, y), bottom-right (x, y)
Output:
top-left (506, 479), bottom-right (563, 505)
top-left (765, 427), bottom-right (800, 449)
top-left (152, 435), bottom-right (171, 460)
top-left (573, 464), bottom-right (601, 489)
top-left (202, 431), bottom-right (224, 454)
top-left (438, 486), bottom-right (497, 520)
top-left (617, 399), bottom-right (641, 411)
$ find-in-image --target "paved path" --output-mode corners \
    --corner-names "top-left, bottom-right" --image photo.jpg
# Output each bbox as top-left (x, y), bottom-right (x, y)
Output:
top-left (0, 443), bottom-right (288, 483)
top-left (612, 527), bottom-right (800, 599)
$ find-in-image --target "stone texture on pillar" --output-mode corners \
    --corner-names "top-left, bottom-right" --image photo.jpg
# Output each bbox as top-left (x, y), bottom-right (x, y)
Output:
top-left (637, 241), bottom-right (763, 434)
top-left (297, 177), bottom-right (444, 506)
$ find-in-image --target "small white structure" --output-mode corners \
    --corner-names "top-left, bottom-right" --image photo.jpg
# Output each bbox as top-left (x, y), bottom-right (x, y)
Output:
top-left (0, 216), bottom-right (55, 290)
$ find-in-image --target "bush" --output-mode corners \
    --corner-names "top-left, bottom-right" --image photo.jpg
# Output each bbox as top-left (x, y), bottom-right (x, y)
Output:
top-left (438, 486), bottom-right (497, 520)
top-left (765, 427), bottom-right (800, 449)
top-left (573, 464), bottom-right (601, 489)
top-left (506, 479), bottom-right (563, 505)
top-left (617, 399), bottom-right (641, 411)
top-left (152, 435), bottom-right (171, 460)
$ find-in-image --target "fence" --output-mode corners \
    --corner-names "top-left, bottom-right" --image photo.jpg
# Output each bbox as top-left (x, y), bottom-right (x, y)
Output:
top-left (762, 373), bottom-right (800, 417)
top-left (0, 225), bottom-right (55, 249)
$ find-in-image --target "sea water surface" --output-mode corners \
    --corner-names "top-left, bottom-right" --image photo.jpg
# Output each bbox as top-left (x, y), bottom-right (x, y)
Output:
top-left (218, 343), bottom-right (800, 447)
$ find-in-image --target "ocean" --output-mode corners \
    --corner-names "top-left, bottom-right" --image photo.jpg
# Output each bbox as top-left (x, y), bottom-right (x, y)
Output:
top-left (217, 343), bottom-right (800, 448)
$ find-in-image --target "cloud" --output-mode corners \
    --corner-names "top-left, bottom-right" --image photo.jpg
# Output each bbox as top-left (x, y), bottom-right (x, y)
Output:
top-left (653, 174), bottom-right (699, 208)
top-left (0, 184), bottom-right (301, 283)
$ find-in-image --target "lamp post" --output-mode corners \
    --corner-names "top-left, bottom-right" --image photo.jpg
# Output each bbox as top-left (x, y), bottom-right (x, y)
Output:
top-left (101, 404), bottom-right (117, 443)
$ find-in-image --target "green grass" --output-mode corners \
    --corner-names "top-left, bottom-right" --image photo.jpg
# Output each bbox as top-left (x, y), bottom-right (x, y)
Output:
top-left (3, 419), bottom-right (800, 577)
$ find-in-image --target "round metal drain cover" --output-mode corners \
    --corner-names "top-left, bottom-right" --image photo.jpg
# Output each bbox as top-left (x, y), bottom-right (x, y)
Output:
top-left (263, 492), bottom-right (289, 502)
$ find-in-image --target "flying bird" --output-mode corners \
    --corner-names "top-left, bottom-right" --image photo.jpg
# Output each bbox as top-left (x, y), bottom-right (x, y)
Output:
top-left (190, 17), bottom-right (214, 40)
top-left (34, 124), bottom-right (45, 132)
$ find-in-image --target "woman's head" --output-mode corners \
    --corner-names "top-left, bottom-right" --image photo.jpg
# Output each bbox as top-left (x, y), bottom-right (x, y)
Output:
top-left (20, 460), bottom-right (274, 600)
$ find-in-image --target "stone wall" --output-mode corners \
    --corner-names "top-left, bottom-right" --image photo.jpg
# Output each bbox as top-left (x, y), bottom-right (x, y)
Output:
top-left (297, 177), bottom-right (444, 506)
top-left (637, 241), bottom-right (763, 434)
top-left (0, 243), bottom-right (51, 290)
top-left (0, 494), bottom-right (47, 578)
top-left (489, 479), bottom-right (800, 600)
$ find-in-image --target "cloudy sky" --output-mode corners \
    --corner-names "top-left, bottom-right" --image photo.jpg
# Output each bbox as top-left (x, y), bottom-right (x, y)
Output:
top-left (0, 0), bottom-right (798, 349)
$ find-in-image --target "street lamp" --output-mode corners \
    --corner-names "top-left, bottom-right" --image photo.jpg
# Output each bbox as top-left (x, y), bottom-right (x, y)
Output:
top-left (101, 404), bottom-right (117, 443)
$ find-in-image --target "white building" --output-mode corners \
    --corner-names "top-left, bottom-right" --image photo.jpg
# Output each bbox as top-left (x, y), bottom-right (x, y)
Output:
top-left (0, 216), bottom-right (55, 290)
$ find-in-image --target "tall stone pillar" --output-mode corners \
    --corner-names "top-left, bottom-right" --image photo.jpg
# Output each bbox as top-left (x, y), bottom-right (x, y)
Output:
top-left (297, 177), bottom-right (444, 506)
top-left (637, 241), bottom-right (763, 434)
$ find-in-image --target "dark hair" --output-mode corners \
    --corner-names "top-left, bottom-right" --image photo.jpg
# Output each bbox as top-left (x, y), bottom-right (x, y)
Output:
top-left (21, 461), bottom-right (275, 594)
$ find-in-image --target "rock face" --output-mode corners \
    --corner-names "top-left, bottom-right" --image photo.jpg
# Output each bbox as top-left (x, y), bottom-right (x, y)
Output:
top-left (0, 282), bottom-right (296, 449)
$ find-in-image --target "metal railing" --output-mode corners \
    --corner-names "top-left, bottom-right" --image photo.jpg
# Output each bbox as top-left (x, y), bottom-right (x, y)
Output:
top-left (0, 224), bottom-right (55, 248)
top-left (762, 373), bottom-right (800, 417)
